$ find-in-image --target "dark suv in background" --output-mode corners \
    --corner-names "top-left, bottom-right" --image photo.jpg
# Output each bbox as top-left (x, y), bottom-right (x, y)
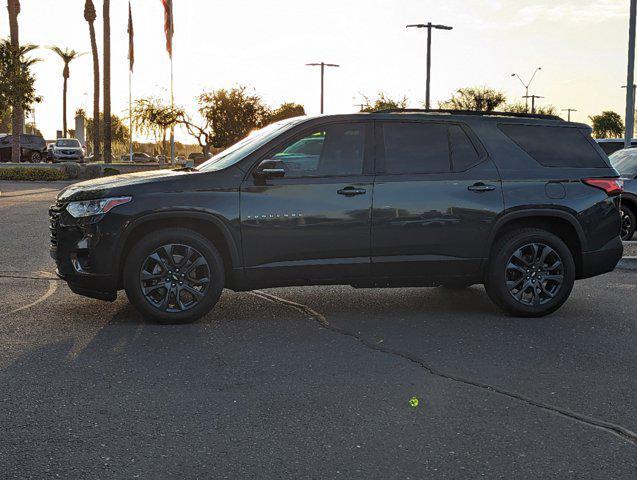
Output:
top-left (50, 110), bottom-right (623, 323)
top-left (0, 133), bottom-right (47, 162)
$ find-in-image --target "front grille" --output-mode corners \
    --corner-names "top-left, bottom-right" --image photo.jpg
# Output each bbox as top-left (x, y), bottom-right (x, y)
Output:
top-left (49, 202), bottom-right (67, 247)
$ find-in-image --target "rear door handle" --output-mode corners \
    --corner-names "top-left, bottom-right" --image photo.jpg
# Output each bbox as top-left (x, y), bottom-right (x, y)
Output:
top-left (468, 183), bottom-right (496, 192)
top-left (337, 186), bottom-right (367, 196)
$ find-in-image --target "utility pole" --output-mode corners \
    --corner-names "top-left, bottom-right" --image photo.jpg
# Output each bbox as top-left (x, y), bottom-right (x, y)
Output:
top-left (512, 68), bottom-right (542, 112)
top-left (406, 22), bottom-right (453, 109)
top-left (523, 95), bottom-right (544, 114)
top-left (626, 0), bottom-right (637, 148)
top-left (562, 108), bottom-right (577, 122)
top-left (306, 62), bottom-right (339, 114)
top-left (623, 84), bottom-right (637, 141)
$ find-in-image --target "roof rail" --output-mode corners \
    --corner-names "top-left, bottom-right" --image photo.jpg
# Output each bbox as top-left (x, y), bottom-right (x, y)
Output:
top-left (371, 108), bottom-right (564, 121)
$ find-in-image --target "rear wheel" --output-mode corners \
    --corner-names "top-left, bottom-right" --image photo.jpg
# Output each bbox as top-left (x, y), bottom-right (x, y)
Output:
top-left (620, 205), bottom-right (635, 241)
top-left (485, 229), bottom-right (575, 317)
top-left (124, 228), bottom-right (225, 324)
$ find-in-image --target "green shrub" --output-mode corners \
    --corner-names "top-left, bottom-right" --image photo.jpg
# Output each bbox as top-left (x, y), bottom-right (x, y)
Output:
top-left (103, 167), bottom-right (120, 176)
top-left (0, 167), bottom-right (69, 181)
top-left (58, 162), bottom-right (81, 179)
top-left (83, 163), bottom-right (102, 178)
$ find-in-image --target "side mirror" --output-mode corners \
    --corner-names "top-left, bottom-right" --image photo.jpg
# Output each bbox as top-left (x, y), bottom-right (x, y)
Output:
top-left (254, 159), bottom-right (285, 178)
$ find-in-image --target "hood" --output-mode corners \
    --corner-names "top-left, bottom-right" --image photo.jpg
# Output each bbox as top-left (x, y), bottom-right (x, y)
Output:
top-left (57, 169), bottom-right (192, 202)
top-left (55, 146), bottom-right (82, 150)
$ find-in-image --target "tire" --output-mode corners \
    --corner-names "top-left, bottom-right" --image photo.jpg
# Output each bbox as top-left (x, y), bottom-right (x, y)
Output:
top-left (123, 228), bottom-right (225, 324)
top-left (485, 228), bottom-right (575, 317)
top-left (620, 205), bottom-right (636, 241)
top-left (31, 152), bottom-right (42, 163)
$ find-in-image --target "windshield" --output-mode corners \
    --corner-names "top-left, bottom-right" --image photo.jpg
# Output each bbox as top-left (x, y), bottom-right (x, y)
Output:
top-left (609, 149), bottom-right (637, 176)
top-left (56, 139), bottom-right (81, 148)
top-left (197, 118), bottom-right (306, 172)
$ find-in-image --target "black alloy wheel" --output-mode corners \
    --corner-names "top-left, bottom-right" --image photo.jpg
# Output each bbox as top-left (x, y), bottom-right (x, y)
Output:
top-left (505, 243), bottom-right (564, 306)
top-left (140, 243), bottom-right (210, 313)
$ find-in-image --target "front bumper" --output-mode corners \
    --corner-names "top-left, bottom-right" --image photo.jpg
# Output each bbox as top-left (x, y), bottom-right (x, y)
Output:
top-left (578, 236), bottom-right (623, 279)
top-left (49, 202), bottom-right (122, 301)
top-left (52, 153), bottom-right (84, 162)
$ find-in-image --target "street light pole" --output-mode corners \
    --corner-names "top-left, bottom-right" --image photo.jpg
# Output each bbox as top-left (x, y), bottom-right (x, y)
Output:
top-left (562, 108), bottom-right (578, 122)
top-left (512, 68), bottom-right (542, 112)
top-left (406, 22), bottom-right (453, 109)
top-left (306, 62), bottom-right (340, 114)
top-left (625, 0), bottom-right (637, 149)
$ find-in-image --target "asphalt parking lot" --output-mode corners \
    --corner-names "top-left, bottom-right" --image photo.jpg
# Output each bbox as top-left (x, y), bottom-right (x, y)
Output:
top-left (0, 181), bottom-right (635, 479)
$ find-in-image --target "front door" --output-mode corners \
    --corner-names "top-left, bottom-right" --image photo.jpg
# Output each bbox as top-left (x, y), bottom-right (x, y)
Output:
top-left (372, 120), bottom-right (503, 279)
top-left (240, 121), bottom-right (374, 283)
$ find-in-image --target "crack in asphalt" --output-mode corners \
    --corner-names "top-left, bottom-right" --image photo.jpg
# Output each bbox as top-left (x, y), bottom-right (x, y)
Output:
top-left (250, 290), bottom-right (637, 447)
top-left (0, 271), bottom-right (62, 281)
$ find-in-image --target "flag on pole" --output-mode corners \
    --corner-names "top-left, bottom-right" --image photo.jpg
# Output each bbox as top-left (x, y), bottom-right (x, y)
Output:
top-left (161, 0), bottom-right (174, 58)
top-left (127, 1), bottom-right (134, 71)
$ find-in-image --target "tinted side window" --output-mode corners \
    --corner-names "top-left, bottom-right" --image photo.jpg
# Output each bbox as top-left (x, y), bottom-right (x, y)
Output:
top-left (499, 124), bottom-right (607, 168)
top-left (449, 125), bottom-right (480, 171)
top-left (271, 123), bottom-right (366, 178)
top-left (383, 122), bottom-right (450, 174)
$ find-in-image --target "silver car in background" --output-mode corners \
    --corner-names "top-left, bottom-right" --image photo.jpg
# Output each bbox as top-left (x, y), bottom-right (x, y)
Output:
top-left (51, 138), bottom-right (84, 163)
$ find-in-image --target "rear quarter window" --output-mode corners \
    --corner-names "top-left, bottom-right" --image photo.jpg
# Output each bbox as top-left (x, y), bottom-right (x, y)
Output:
top-left (498, 124), bottom-right (607, 168)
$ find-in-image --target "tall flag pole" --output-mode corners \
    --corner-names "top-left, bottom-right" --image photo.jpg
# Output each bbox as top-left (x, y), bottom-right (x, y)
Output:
top-left (161, 0), bottom-right (175, 165)
top-left (128, 0), bottom-right (134, 162)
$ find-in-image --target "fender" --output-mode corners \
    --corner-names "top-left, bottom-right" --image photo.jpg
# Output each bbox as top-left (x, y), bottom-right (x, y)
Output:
top-left (114, 210), bottom-right (242, 269)
top-left (488, 208), bottom-right (588, 252)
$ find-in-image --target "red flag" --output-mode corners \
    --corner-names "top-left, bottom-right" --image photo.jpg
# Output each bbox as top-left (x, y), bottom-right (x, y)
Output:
top-left (161, 0), bottom-right (174, 58)
top-left (127, 1), bottom-right (134, 71)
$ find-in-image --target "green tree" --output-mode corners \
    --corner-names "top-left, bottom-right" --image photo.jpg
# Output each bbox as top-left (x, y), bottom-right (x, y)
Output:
top-left (84, 0), bottom-right (100, 159)
top-left (131, 97), bottom-right (183, 155)
top-left (85, 113), bottom-right (130, 156)
top-left (503, 102), bottom-right (558, 116)
top-left (589, 111), bottom-right (624, 139)
top-left (0, 40), bottom-right (40, 136)
top-left (267, 102), bottom-right (306, 123)
top-left (439, 87), bottom-right (507, 112)
top-left (198, 86), bottom-right (269, 148)
top-left (49, 46), bottom-right (84, 137)
top-left (361, 92), bottom-right (408, 112)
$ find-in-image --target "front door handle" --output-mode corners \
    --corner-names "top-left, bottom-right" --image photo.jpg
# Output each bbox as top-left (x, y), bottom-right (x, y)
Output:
top-left (337, 186), bottom-right (367, 196)
top-left (468, 182), bottom-right (496, 192)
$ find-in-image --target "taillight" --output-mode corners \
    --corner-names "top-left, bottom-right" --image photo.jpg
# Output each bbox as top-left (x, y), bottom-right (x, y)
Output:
top-left (582, 178), bottom-right (623, 196)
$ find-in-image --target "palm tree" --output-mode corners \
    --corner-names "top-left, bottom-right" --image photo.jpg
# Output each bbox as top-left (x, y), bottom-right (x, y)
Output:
top-left (7, 0), bottom-right (21, 162)
top-left (103, 0), bottom-right (112, 163)
top-left (84, 0), bottom-right (100, 159)
top-left (49, 47), bottom-right (85, 137)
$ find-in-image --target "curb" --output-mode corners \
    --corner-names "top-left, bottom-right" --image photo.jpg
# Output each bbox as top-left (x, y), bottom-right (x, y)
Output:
top-left (617, 256), bottom-right (637, 270)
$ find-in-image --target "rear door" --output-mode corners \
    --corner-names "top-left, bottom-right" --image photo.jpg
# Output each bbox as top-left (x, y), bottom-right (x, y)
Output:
top-left (371, 120), bottom-right (503, 279)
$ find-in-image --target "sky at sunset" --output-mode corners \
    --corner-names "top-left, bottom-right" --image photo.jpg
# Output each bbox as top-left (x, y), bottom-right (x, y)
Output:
top-left (0, 0), bottom-right (634, 142)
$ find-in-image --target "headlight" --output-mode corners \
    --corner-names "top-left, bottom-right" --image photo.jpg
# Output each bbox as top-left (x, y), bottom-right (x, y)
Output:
top-left (66, 197), bottom-right (132, 218)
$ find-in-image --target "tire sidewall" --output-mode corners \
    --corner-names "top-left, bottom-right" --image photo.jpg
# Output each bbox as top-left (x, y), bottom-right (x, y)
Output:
top-left (487, 230), bottom-right (575, 317)
top-left (124, 229), bottom-right (225, 324)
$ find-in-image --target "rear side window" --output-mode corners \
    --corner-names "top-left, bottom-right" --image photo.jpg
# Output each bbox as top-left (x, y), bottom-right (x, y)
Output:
top-left (383, 122), bottom-right (450, 174)
top-left (449, 125), bottom-right (480, 171)
top-left (499, 124), bottom-right (606, 168)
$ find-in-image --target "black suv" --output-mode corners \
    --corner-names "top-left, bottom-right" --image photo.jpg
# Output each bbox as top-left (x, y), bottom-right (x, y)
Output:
top-left (0, 133), bottom-right (47, 162)
top-left (50, 111), bottom-right (624, 323)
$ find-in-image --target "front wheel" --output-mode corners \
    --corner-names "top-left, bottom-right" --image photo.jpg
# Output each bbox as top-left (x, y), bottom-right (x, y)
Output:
top-left (123, 228), bottom-right (225, 324)
top-left (31, 152), bottom-right (42, 163)
top-left (485, 229), bottom-right (575, 317)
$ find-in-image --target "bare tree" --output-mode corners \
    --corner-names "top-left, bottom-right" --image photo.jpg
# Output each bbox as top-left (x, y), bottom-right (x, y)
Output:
top-left (7, 0), bottom-right (21, 162)
top-left (103, 0), bottom-right (112, 162)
